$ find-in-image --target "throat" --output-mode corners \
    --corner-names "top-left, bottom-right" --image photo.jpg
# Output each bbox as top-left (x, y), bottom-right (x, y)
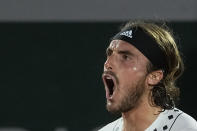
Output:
top-left (122, 103), bottom-right (162, 131)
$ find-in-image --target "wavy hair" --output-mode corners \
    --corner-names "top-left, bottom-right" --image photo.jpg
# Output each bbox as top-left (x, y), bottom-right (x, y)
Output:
top-left (121, 21), bottom-right (184, 110)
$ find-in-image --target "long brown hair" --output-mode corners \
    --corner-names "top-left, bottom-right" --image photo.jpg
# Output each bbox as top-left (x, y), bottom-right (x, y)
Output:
top-left (121, 21), bottom-right (184, 110)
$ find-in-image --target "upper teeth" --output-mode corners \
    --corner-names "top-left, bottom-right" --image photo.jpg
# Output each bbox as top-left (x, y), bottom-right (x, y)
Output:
top-left (106, 76), bottom-right (111, 79)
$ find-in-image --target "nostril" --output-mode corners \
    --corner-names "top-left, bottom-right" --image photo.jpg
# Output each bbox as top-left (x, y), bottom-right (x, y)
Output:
top-left (104, 63), bottom-right (112, 70)
top-left (104, 60), bottom-right (113, 70)
top-left (107, 66), bottom-right (112, 70)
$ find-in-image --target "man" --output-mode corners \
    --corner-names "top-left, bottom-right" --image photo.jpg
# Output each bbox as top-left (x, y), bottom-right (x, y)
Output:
top-left (100, 21), bottom-right (197, 131)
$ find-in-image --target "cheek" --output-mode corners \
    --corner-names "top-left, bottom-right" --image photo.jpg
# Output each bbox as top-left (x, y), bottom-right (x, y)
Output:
top-left (118, 67), bottom-right (137, 85)
top-left (116, 61), bottom-right (147, 82)
top-left (130, 66), bottom-right (137, 71)
top-left (119, 66), bottom-right (146, 84)
top-left (126, 66), bottom-right (138, 73)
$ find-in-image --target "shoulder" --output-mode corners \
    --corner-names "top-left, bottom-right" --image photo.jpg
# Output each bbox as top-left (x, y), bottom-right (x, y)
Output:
top-left (171, 109), bottom-right (197, 131)
top-left (99, 118), bottom-right (122, 131)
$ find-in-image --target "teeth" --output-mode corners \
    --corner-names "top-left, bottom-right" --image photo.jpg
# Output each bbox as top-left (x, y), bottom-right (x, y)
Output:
top-left (106, 76), bottom-right (111, 79)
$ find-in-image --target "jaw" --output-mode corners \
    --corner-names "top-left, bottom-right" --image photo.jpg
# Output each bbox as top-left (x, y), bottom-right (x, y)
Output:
top-left (106, 99), bottom-right (121, 114)
top-left (108, 80), bottom-right (146, 114)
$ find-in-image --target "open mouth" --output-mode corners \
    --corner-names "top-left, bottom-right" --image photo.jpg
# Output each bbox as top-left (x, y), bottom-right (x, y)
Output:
top-left (102, 74), bottom-right (116, 98)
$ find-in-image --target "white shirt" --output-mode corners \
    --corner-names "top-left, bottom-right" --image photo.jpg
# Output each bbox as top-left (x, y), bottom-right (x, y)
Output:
top-left (99, 108), bottom-right (197, 131)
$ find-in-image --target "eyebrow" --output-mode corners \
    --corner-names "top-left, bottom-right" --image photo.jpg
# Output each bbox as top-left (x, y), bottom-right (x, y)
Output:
top-left (117, 50), bottom-right (134, 56)
top-left (106, 47), bottom-right (134, 56)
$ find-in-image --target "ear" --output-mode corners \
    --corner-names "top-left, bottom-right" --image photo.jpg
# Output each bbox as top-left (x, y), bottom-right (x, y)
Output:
top-left (147, 70), bottom-right (164, 86)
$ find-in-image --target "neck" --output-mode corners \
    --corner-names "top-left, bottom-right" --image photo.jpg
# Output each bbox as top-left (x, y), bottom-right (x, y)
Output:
top-left (122, 94), bottom-right (162, 131)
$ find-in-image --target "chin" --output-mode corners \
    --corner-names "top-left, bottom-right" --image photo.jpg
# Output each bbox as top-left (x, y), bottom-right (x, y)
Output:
top-left (106, 100), bottom-right (137, 114)
top-left (106, 102), bottom-right (121, 114)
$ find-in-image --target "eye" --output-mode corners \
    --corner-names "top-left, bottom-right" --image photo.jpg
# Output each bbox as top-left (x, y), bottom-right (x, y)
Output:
top-left (122, 54), bottom-right (130, 60)
top-left (106, 48), bottom-right (112, 56)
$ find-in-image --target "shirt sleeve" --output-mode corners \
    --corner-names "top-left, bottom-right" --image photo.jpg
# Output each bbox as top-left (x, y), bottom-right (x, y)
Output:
top-left (179, 128), bottom-right (197, 131)
top-left (170, 112), bottom-right (197, 131)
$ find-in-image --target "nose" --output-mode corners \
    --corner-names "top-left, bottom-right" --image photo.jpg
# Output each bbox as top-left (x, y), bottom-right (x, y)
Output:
top-left (104, 56), bottom-right (113, 70)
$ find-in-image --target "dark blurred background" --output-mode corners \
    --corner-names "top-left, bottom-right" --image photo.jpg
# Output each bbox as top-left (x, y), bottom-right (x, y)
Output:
top-left (0, 0), bottom-right (196, 131)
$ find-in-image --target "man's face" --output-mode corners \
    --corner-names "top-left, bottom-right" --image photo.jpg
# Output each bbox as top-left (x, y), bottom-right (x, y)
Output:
top-left (102, 40), bottom-right (149, 114)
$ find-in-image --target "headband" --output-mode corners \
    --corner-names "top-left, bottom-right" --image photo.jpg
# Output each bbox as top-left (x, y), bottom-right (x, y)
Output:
top-left (112, 27), bottom-right (167, 72)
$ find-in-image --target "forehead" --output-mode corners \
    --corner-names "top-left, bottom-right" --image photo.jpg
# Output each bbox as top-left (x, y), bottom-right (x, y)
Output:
top-left (108, 40), bottom-right (150, 62)
top-left (109, 40), bottom-right (140, 54)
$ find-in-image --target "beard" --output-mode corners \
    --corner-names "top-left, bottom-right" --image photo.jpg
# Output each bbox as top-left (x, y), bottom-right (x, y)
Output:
top-left (106, 77), bottom-right (146, 114)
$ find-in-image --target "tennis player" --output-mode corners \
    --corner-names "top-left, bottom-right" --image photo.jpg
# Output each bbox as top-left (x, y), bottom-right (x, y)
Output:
top-left (100, 21), bottom-right (197, 131)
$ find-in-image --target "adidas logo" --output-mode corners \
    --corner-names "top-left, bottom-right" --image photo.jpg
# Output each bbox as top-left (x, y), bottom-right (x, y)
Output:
top-left (120, 30), bottom-right (133, 38)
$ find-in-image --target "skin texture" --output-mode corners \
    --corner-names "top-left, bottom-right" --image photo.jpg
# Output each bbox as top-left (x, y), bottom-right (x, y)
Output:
top-left (102, 40), bottom-right (163, 131)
